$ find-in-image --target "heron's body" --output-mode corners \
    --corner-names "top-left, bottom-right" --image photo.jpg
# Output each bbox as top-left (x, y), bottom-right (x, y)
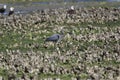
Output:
top-left (45, 34), bottom-right (63, 43)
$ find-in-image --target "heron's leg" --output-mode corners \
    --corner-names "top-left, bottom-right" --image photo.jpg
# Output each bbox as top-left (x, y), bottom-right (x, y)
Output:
top-left (54, 42), bottom-right (58, 50)
top-left (55, 43), bottom-right (60, 55)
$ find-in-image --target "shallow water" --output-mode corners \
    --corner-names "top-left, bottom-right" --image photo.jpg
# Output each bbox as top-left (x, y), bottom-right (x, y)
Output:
top-left (0, 0), bottom-right (120, 15)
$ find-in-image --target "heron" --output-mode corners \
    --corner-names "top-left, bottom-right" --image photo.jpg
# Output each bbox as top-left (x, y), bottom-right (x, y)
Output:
top-left (44, 28), bottom-right (65, 54)
top-left (0, 5), bottom-right (7, 14)
top-left (45, 33), bottom-right (64, 43)
top-left (45, 31), bottom-right (64, 53)
top-left (8, 7), bottom-right (14, 16)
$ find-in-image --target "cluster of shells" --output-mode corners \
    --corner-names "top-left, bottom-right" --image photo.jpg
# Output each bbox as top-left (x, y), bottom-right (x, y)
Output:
top-left (0, 6), bottom-right (120, 80)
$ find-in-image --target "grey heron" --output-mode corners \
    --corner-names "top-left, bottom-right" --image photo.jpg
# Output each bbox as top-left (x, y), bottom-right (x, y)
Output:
top-left (45, 33), bottom-right (64, 43)
top-left (45, 32), bottom-right (64, 53)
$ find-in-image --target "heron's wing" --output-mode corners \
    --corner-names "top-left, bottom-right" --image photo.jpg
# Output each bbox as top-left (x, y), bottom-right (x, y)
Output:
top-left (46, 34), bottom-right (59, 41)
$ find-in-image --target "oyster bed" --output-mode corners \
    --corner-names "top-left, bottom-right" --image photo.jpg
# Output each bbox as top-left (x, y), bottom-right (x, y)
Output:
top-left (0, 6), bottom-right (120, 80)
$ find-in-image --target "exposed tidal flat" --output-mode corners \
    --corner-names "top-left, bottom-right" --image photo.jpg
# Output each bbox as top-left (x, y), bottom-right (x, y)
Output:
top-left (0, 2), bottom-right (120, 80)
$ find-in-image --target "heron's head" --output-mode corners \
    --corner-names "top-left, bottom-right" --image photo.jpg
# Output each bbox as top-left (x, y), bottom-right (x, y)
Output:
top-left (3, 5), bottom-right (7, 9)
top-left (10, 7), bottom-right (14, 11)
top-left (71, 6), bottom-right (74, 10)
